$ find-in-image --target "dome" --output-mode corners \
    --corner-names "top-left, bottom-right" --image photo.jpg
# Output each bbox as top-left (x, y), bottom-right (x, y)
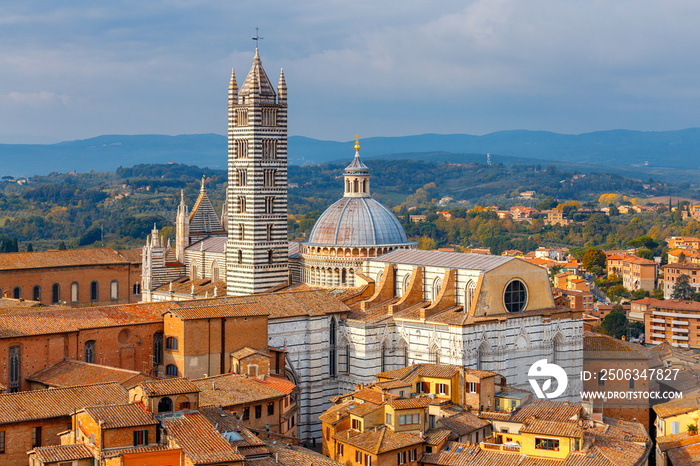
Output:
top-left (306, 197), bottom-right (409, 247)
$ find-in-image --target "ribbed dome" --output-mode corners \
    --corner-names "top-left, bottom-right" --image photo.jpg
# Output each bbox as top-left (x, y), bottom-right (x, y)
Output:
top-left (307, 197), bottom-right (409, 247)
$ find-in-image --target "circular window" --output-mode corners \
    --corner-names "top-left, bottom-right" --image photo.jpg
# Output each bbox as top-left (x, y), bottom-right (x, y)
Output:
top-left (118, 329), bottom-right (130, 344)
top-left (504, 280), bottom-right (528, 313)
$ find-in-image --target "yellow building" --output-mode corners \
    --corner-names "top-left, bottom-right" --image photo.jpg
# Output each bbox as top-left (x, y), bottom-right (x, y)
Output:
top-left (654, 395), bottom-right (700, 436)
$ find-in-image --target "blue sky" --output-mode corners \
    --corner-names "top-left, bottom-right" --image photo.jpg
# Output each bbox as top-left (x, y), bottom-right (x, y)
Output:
top-left (2, 0), bottom-right (700, 144)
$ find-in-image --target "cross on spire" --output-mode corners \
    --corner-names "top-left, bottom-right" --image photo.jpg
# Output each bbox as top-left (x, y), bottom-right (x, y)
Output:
top-left (252, 27), bottom-right (264, 51)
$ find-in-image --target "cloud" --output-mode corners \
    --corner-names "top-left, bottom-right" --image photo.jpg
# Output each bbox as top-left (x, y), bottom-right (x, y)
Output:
top-left (1, 91), bottom-right (69, 106)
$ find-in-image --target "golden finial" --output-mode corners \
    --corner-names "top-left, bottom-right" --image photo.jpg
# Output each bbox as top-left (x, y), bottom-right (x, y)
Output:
top-left (354, 134), bottom-right (360, 152)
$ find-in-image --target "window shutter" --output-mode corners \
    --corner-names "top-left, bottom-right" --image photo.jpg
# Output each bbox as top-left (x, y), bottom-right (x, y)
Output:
top-left (476, 383), bottom-right (480, 394)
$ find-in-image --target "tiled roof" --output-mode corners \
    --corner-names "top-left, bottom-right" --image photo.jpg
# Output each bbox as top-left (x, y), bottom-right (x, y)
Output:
top-left (348, 402), bottom-right (381, 417)
top-left (27, 359), bottom-right (153, 389)
top-left (154, 278), bottom-right (226, 296)
top-left (193, 373), bottom-right (285, 407)
top-left (424, 429), bottom-right (451, 446)
top-left (101, 445), bottom-right (178, 459)
top-left (31, 444), bottom-right (94, 462)
top-left (372, 249), bottom-right (514, 272)
top-left (463, 368), bottom-right (499, 379)
top-left (0, 301), bottom-right (173, 339)
top-left (351, 388), bottom-right (390, 405)
top-left (653, 395), bottom-right (700, 418)
top-left (267, 442), bottom-right (344, 466)
top-left (519, 418), bottom-right (583, 438)
top-left (336, 426), bottom-right (423, 454)
top-left (116, 248), bottom-right (144, 264)
top-left (600, 416), bottom-right (649, 443)
top-left (656, 431), bottom-right (700, 452)
top-left (438, 411), bottom-right (490, 436)
top-left (254, 375), bottom-right (296, 395)
top-left (186, 235), bottom-right (227, 253)
top-left (319, 399), bottom-right (357, 425)
top-left (167, 301), bottom-right (269, 320)
top-left (83, 403), bottom-right (159, 429)
top-left (507, 399), bottom-right (582, 423)
top-left (667, 443), bottom-right (700, 466)
top-left (198, 406), bottom-right (268, 454)
top-left (375, 364), bottom-right (459, 382)
top-left (162, 411), bottom-right (245, 464)
top-left (374, 379), bottom-right (411, 389)
top-left (375, 366), bottom-right (415, 381)
top-left (138, 378), bottom-right (200, 397)
top-left (0, 382), bottom-right (128, 425)
top-left (232, 346), bottom-right (270, 360)
top-left (0, 247), bottom-right (129, 271)
top-left (583, 332), bottom-right (652, 360)
top-left (387, 397), bottom-right (430, 410)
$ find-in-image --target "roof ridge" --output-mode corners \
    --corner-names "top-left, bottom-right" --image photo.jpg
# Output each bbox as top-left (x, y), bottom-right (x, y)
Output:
top-left (0, 380), bottom-right (120, 397)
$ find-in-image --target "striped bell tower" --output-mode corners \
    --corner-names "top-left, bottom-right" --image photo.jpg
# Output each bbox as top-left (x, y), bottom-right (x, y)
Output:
top-left (226, 49), bottom-right (289, 296)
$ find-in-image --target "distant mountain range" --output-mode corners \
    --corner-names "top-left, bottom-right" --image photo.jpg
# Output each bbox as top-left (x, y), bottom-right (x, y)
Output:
top-left (2, 129), bottom-right (700, 177)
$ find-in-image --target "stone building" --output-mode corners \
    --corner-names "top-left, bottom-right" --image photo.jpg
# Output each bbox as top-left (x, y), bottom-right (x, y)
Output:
top-left (296, 139), bottom-right (416, 288)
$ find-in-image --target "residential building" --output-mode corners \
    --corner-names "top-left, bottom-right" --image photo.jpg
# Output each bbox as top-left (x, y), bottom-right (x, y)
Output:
top-left (638, 298), bottom-right (700, 349)
top-left (656, 431), bottom-right (700, 466)
top-left (662, 262), bottom-right (700, 299)
top-left (544, 209), bottom-right (568, 226)
top-left (654, 395), bottom-right (700, 437)
top-left (667, 248), bottom-right (700, 264)
top-left (621, 257), bottom-right (658, 291)
top-left (666, 236), bottom-right (700, 250)
top-left (130, 378), bottom-right (200, 414)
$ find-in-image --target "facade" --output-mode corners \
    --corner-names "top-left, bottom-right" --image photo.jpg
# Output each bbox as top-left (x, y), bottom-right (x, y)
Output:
top-left (662, 262), bottom-right (700, 298)
top-left (226, 49), bottom-right (289, 295)
top-left (639, 298), bottom-right (700, 349)
top-left (297, 139), bottom-right (416, 288)
top-left (654, 394), bottom-right (700, 437)
top-left (621, 256), bottom-right (658, 291)
top-left (0, 248), bottom-right (135, 306)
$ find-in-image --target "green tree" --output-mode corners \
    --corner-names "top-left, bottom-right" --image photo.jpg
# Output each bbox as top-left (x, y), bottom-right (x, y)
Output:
top-left (26, 243), bottom-right (33, 252)
top-left (637, 248), bottom-right (654, 260)
top-left (582, 248), bottom-right (607, 272)
top-left (672, 274), bottom-right (696, 301)
top-left (58, 242), bottom-right (67, 250)
top-left (600, 310), bottom-right (628, 339)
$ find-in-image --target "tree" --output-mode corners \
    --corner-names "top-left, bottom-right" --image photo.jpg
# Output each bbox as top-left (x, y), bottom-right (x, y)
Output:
top-left (583, 248), bottom-right (607, 272)
top-left (58, 242), bottom-right (67, 250)
top-left (637, 248), bottom-right (654, 260)
top-left (600, 311), bottom-right (628, 339)
top-left (672, 274), bottom-right (696, 301)
top-left (26, 243), bottom-right (33, 252)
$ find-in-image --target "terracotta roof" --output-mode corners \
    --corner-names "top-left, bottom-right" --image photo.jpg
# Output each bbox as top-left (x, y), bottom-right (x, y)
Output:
top-left (424, 428), bottom-right (451, 445)
top-left (519, 418), bottom-right (583, 438)
top-left (463, 368), bottom-right (500, 379)
top-left (0, 301), bottom-right (173, 339)
top-left (657, 432), bottom-right (700, 452)
top-left (254, 375), bottom-right (296, 395)
top-left (162, 411), bottom-right (245, 464)
top-left (193, 373), bottom-right (285, 407)
top-left (101, 445), bottom-right (178, 459)
top-left (154, 278), bottom-right (226, 296)
top-left (374, 379), bottom-right (411, 389)
top-left (82, 403), bottom-right (159, 429)
top-left (376, 364), bottom-right (459, 382)
top-left (266, 442), bottom-right (344, 466)
top-left (232, 346), bottom-right (270, 360)
top-left (373, 249), bottom-right (514, 272)
top-left (138, 378), bottom-right (200, 397)
top-left (438, 411), bottom-right (489, 436)
top-left (387, 397), bottom-right (431, 410)
top-left (583, 332), bottom-right (653, 360)
top-left (667, 443), bottom-right (700, 466)
top-left (319, 399), bottom-right (358, 425)
top-left (116, 248), bottom-right (144, 264)
top-left (168, 301), bottom-right (269, 320)
top-left (27, 359), bottom-right (153, 389)
top-left (30, 444), bottom-right (94, 463)
top-left (0, 382), bottom-right (128, 425)
top-left (507, 399), bottom-right (582, 423)
top-left (198, 406), bottom-right (268, 454)
top-left (336, 426), bottom-right (424, 454)
top-left (375, 366), bottom-right (416, 381)
top-left (653, 395), bottom-right (700, 418)
top-left (349, 402), bottom-right (382, 417)
top-left (0, 247), bottom-right (129, 271)
top-left (186, 235), bottom-right (227, 253)
top-left (350, 388), bottom-right (391, 405)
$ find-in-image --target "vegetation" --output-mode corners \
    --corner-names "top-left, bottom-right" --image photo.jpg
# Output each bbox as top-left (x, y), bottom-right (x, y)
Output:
top-left (599, 308), bottom-right (644, 340)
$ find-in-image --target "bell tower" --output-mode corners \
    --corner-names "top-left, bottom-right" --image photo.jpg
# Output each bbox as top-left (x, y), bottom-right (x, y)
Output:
top-left (226, 49), bottom-right (289, 295)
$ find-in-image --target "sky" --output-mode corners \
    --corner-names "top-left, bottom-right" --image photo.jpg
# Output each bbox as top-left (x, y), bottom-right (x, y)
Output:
top-left (2, 0), bottom-right (700, 144)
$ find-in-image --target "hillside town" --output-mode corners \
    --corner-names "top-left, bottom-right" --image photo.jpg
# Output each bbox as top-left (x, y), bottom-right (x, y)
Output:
top-left (2, 44), bottom-right (700, 466)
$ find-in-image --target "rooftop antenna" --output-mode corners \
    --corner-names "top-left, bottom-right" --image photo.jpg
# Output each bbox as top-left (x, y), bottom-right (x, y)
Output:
top-left (252, 27), bottom-right (264, 51)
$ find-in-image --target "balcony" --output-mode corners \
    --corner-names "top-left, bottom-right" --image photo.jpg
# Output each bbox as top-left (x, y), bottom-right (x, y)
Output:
top-left (481, 441), bottom-right (520, 453)
top-left (651, 318), bottom-right (665, 324)
top-left (651, 326), bottom-right (665, 331)
top-left (673, 335), bottom-right (689, 341)
top-left (650, 333), bottom-right (665, 338)
top-left (672, 320), bottom-right (689, 326)
top-left (672, 327), bottom-right (689, 333)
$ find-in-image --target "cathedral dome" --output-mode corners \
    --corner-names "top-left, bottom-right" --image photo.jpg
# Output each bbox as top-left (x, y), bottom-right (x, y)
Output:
top-left (307, 196), bottom-right (409, 247)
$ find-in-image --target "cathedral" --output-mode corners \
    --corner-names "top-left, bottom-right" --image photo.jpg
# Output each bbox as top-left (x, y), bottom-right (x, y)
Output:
top-left (140, 49), bottom-right (584, 442)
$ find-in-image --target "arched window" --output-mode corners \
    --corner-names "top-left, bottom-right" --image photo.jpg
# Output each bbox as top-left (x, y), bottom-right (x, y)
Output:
top-left (329, 318), bottom-right (337, 378)
top-left (9, 345), bottom-right (20, 392)
top-left (190, 265), bottom-right (198, 280)
top-left (166, 337), bottom-right (178, 351)
top-left (399, 339), bottom-right (409, 367)
top-left (380, 342), bottom-right (387, 372)
top-left (376, 270), bottom-right (383, 284)
top-left (477, 342), bottom-right (488, 371)
top-left (158, 396), bottom-right (174, 412)
top-left (211, 263), bottom-right (219, 282)
top-left (268, 249), bottom-right (274, 265)
top-left (90, 281), bottom-right (99, 301)
top-left (52, 283), bottom-right (60, 304)
top-left (465, 280), bottom-right (476, 312)
top-left (239, 224), bottom-right (245, 241)
top-left (153, 332), bottom-right (164, 365)
top-left (13, 287), bottom-right (21, 299)
top-left (84, 340), bottom-right (96, 364)
top-left (401, 274), bottom-right (411, 296)
top-left (266, 224), bottom-right (273, 242)
top-left (71, 282), bottom-right (79, 302)
top-left (33, 285), bottom-right (41, 301)
top-left (165, 365), bottom-right (178, 377)
top-left (133, 282), bottom-right (141, 295)
top-left (429, 344), bottom-right (440, 365)
top-left (504, 279), bottom-right (528, 313)
top-left (342, 269), bottom-right (347, 286)
top-left (553, 334), bottom-right (564, 365)
top-left (339, 338), bottom-right (350, 374)
top-left (432, 277), bottom-right (443, 301)
top-left (238, 250), bottom-right (243, 264)
top-left (353, 179), bottom-right (359, 192)
top-left (110, 280), bottom-right (118, 300)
